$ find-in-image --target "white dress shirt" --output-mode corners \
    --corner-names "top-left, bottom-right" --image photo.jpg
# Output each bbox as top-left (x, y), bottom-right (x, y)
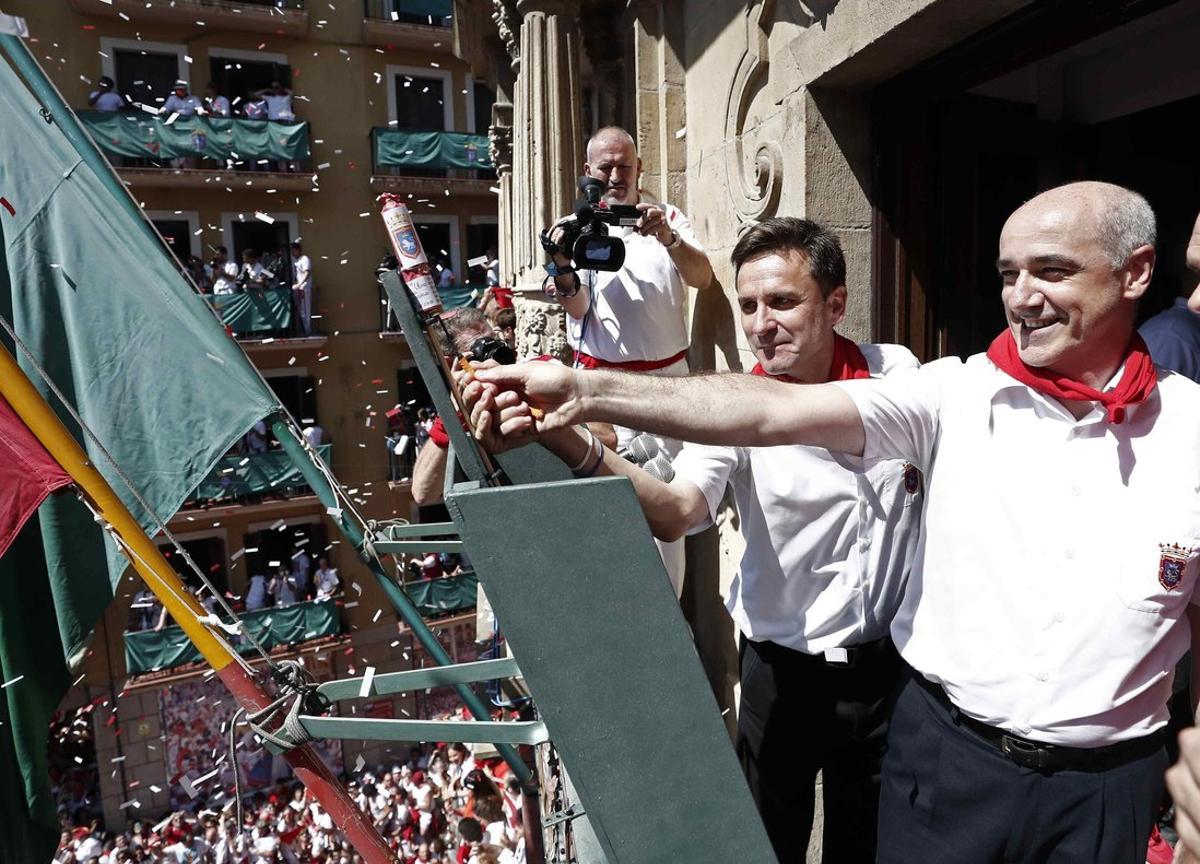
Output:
top-left (673, 343), bottom-right (922, 653)
top-left (567, 203), bottom-right (697, 363)
top-left (838, 353), bottom-right (1200, 746)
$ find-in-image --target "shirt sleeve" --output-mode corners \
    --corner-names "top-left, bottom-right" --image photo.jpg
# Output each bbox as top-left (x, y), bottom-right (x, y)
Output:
top-left (670, 443), bottom-right (741, 534)
top-left (833, 362), bottom-right (944, 471)
top-left (666, 205), bottom-right (699, 247)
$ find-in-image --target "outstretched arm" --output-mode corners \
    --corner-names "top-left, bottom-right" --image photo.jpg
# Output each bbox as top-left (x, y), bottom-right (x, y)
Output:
top-left (469, 364), bottom-right (866, 456)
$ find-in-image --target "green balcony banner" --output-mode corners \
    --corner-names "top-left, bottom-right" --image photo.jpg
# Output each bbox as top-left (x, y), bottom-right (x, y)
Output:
top-left (124, 600), bottom-right (340, 675)
top-left (191, 444), bottom-right (331, 503)
top-left (79, 110), bottom-right (311, 162)
top-left (206, 286), bottom-right (293, 335)
top-left (372, 128), bottom-right (492, 170)
top-left (406, 571), bottom-right (478, 616)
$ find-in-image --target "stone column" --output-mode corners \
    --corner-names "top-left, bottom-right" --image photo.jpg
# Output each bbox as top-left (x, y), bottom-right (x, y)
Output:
top-left (629, 0), bottom-right (687, 206)
top-left (508, 0), bottom-right (584, 359)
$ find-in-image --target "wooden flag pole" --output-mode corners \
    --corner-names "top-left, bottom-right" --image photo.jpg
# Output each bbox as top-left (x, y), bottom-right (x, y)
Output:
top-left (0, 344), bottom-right (399, 864)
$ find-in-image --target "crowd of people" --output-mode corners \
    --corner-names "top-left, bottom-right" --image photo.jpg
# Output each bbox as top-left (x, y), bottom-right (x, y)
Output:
top-left (53, 736), bottom-right (526, 864)
top-left (181, 241), bottom-right (314, 338)
top-left (88, 77), bottom-right (296, 125)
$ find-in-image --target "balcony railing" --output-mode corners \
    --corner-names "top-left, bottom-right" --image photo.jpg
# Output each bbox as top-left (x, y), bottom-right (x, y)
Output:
top-left (371, 127), bottom-right (492, 174)
top-left (69, 0), bottom-right (308, 36)
top-left (186, 444), bottom-right (332, 507)
top-left (125, 598), bottom-right (339, 675)
top-left (207, 286), bottom-right (296, 339)
top-left (405, 571), bottom-right (478, 617)
top-left (363, 0), bottom-right (451, 26)
top-left (79, 111), bottom-right (311, 172)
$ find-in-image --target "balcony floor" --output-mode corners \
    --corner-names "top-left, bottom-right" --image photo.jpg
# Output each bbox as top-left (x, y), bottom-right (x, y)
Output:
top-left (118, 167), bottom-right (316, 191)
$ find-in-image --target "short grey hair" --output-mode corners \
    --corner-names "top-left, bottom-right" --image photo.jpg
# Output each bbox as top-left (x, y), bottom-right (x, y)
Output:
top-left (1095, 187), bottom-right (1157, 268)
top-left (585, 126), bottom-right (637, 162)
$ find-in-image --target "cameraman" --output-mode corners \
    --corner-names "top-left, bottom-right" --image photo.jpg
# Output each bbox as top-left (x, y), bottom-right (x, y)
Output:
top-left (546, 126), bottom-right (713, 597)
top-left (410, 307), bottom-right (616, 505)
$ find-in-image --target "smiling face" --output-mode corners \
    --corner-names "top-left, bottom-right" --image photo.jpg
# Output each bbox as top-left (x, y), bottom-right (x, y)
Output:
top-left (584, 132), bottom-right (641, 206)
top-left (997, 191), bottom-right (1149, 385)
top-left (736, 250), bottom-right (846, 382)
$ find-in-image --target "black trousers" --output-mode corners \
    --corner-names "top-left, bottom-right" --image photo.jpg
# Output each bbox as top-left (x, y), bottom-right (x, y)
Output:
top-left (877, 670), bottom-right (1168, 864)
top-left (736, 636), bottom-right (901, 864)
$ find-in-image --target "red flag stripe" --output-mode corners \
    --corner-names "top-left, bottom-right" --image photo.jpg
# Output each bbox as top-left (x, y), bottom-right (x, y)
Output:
top-left (0, 394), bottom-right (72, 558)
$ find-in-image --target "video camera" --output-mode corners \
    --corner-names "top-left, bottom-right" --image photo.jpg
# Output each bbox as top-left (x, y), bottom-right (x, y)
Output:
top-left (540, 176), bottom-right (642, 272)
top-left (467, 335), bottom-right (516, 366)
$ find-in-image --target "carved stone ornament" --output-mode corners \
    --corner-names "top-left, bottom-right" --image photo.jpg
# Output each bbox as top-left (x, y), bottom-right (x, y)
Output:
top-left (488, 105), bottom-right (513, 172)
top-left (492, 0), bottom-right (520, 62)
top-left (723, 0), bottom-right (782, 225)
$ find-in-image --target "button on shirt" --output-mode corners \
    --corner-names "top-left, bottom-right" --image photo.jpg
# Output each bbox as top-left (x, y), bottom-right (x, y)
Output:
top-left (837, 354), bottom-right (1200, 746)
top-left (567, 203), bottom-right (696, 363)
top-left (673, 343), bottom-right (922, 653)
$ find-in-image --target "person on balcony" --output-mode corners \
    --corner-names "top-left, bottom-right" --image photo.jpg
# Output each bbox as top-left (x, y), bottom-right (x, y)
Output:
top-left (291, 240), bottom-right (313, 335)
top-left (245, 572), bottom-right (270, 612)
top-left (211, 246), bottom-right (239, 295)
top-left (256, 80), bottom-right (295, 121)
top-left (86, 75), bottom-right (124, 112)
top-left (238, 248), bottom-right (267, 291)
top-left (204, 82), bottom-right (231, 118)
top-left (272, 565), bottom-right (299, 607)
top-left (314, 558), bottom-right (339, 601)
top-left (162, 80), bottom-right (202, 117)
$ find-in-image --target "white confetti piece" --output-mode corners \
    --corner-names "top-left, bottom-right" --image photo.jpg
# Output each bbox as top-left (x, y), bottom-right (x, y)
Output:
top-left (359, 666), bottom-right (375, 698)
top-left (372, 608), bottom-right (382, 623)
top-left (675, 126), bottom-right (687, 139)
top-left (254, 211), bottom-right (275, 224)
top-left (355, 753), bottom-right (366, 772)
top-left (1, 675), bottom-right (23, 689)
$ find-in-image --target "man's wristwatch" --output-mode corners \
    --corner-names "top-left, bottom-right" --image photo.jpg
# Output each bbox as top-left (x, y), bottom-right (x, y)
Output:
top-left (664, 229), bottom-right (682, 250)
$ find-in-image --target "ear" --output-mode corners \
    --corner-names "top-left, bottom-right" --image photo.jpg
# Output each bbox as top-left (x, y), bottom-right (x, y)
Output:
top-left (1123, 245), bottom-right (1155, 301)
top-left (826, 285), bottom-right (848, 327)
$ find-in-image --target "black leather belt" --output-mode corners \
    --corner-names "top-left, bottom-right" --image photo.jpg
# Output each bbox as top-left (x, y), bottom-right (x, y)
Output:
top-left (912, 672), bottom-right (1165, 773)
top-left (750, 634), bottom-right (895, 668)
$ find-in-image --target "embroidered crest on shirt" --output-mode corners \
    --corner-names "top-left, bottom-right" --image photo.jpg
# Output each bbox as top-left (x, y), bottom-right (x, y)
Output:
top-left (902, 462), bottom-right (922, 496)
top-left (1158, 543), bottom-right (1194, 591)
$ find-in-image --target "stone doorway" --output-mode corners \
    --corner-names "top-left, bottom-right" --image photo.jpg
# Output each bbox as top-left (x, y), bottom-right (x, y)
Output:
top-left (872, 0), bottom-right (1200, 361)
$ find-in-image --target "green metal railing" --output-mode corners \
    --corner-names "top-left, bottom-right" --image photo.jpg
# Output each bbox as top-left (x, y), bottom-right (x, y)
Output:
top-left (363, 0), bottom-right (452, 26)
top-left (187, 444), bottom-right (332, 505)
top-left (371, 127), bottom-right (492, 173)
top-left (124, 599), bottom-right (340, 675)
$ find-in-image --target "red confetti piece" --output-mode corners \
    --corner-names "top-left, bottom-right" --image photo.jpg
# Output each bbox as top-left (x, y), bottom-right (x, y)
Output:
top-left (0, 197), bottom-right (13, 217)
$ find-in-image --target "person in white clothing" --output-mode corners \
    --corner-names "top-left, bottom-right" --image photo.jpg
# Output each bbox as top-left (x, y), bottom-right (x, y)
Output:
top-left (468, 181), bottom-right (1200, 864)
top-left (314, 557), bottom-right (339, 600)
top-left (290, 241), bottom-right (313, 335)
top-left (204, 82), bottom-right (231, 117)
top-left (464, 217), bottom-right (920, 862)
top-left (161, 81), bottom-right (203, 117)
top-left (255, 81), bottom-right (295, 121)
top-left (87, 76), bottom-right (124, 112)
top-left (543, 126), bottom-right (715, 598)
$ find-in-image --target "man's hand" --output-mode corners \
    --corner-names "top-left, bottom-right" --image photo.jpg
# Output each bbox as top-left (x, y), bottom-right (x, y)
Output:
top-left (635, 202), bottom-right (673, 246)
top-left (1168, 729), bottom-right (1200, 857)
top-left (470, 363), bottom-right (583, 437)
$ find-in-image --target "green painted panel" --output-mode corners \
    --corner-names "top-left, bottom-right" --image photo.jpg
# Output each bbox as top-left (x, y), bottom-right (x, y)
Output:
top-left (446, 478), bottom-right (776, 864)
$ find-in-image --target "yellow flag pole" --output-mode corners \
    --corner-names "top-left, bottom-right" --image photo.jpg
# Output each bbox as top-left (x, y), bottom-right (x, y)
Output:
top-left (0, 343), bottom-right (397, 863)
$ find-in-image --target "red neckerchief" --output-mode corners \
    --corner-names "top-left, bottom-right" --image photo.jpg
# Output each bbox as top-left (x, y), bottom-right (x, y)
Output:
top-left (985, 329), bottom-right (1157, 424)
top-left (751, 333), bottom-right (872, 383)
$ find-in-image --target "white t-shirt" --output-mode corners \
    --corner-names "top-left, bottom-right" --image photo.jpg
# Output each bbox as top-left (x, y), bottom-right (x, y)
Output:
top-left (162, 94), bottom-right (203, 116)
top-left (89, 90), bottom-right (124, 111)
top-left (673, 343), bottom-right (921, 652)
top-left (838, 353), bottom-right (1200, 746)
top-left (213, 260), bottom-right (239, 295)
top-left (293, 254), bottom-right (312, 291)
top-left (567, 202), bottom-right (697, 363)
top-left (262, 92), bottom-right (294, 121)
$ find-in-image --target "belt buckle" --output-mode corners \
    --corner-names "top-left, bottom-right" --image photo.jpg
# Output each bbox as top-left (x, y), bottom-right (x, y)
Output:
top-left (1000, 734), bottom-right (1051, 771)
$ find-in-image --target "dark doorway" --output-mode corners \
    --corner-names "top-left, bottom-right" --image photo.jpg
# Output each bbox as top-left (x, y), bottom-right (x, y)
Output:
top-left (158, 536), bottom-right (229, 596)
top-left (209, 56), bottom-right (292, 109)
top-left (466, 222), bottom-right (498, 285)
top-left (393, 73), bottom-right (446, 130)
top-left (472, 81), bottom-right (495, 134)
top-left (872, 0), bottom-right (1192, 361)
top-left (230, 219), bottom-right (293, 285)
top-left (241, 522), bottom-right (328, 597)
top-left (112, 49), bottom-right (180, 109)
top-left (151, 219), bottom-right (193, 261)
top-left (414, 220), bottom-right (453, 276)
top-left (266, 375), bottom-right (318, 427)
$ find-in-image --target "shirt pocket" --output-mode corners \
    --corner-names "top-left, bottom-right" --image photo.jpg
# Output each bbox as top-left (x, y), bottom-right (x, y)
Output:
top-left (1117, 538), bottom-right (1200, 614)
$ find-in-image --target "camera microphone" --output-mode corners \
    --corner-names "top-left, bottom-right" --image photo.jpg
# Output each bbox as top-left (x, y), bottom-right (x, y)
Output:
top-left (620, 433), bottom-right (661, 465)
top-left (578, 175), bottom-right (606, 204)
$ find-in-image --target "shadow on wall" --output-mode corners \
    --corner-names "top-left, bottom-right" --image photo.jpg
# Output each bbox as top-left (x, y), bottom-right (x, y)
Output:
top-left (689, 276), bottom-right (744, 373)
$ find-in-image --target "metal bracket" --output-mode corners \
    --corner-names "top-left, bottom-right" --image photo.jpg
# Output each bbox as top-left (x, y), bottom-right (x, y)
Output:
top-left (317, 657), bottom-right (522, 701)
top-left (542, 805), bottom-right (586, 829)
top-left (297, 715), bottom-right (549, 745)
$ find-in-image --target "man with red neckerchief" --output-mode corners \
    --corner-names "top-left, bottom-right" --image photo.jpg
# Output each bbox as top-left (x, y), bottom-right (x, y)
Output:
top-left (466, 182), bottom-right (1200, 864)
top-left (470, 217), bottom-right (921, 862)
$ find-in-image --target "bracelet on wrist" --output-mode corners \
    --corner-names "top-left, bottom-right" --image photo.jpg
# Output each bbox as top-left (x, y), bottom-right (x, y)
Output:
top-left (568, 426), bottom-right (597, 473)
top-left (664, 229), bottom-right (682, 250)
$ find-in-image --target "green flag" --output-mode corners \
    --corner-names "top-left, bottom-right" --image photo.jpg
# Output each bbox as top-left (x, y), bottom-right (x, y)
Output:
top-left (0, 49), bottom-right (282, 861)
